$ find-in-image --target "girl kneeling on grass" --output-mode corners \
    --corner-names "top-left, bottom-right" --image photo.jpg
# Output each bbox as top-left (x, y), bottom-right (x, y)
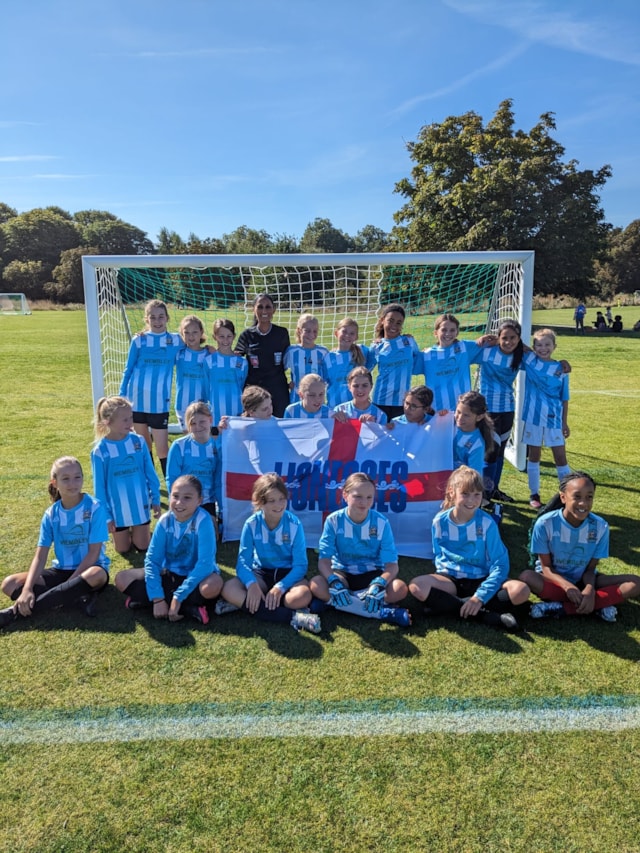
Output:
top-left (115, 475), bottom-right (222, 625)
top-left (310, 473), bottom-right (411, 627)
top-left (216, 474), bottom-right (321, 634)
top-left (0, 457), bottom-right (109, 629)
top-left (409, 466), bottom-right (529, 631)
top-left (520, 471), bottom-right (640, 622)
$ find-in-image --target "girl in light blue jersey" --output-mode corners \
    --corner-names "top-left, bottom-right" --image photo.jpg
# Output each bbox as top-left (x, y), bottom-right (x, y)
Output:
top-left (323, 317), bottom-right (373, 409)
top-left (332, 366), bottom-right (387, 424)
top-left (389, 385), bottom-right (436, 427)
top-left (217, 474), bottom-right (321, 633)
top-left (520, 472), bottom-right (640, 622)
top-left (421, 313), bottom-right (483, 413)
top-left (91, 396), bottom-right (161, 555)
top-left (284, 314), bottom-right (328, 404)
top-left (175, 315), bottom-right (208, 432)
top-left (167, 401), bottom-right (221, 532)
top-left (309, 473), bottom-right (411, 626)
top-left (409, 466), bottom-right (529, 630)
top-left (453, 391), bottom-right (495, 479)
top-left (284, 373), bottom-right (331, 419)
top-left (369, 304), bottom-right (421, 420)
top-left (119, 299), bottom-right (182, 477)
top-left (0, 457), bottom-right (109, 630)
top-left (521, 328), bottom-right (571, 508)
top-left (205, 318), bottom-right (248, 426)
top-left (114, 475), bottom-right (223, 625)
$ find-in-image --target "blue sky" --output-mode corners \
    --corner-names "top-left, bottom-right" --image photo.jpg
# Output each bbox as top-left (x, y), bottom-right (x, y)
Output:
top-left (1, 0), bottom-right (639, 245)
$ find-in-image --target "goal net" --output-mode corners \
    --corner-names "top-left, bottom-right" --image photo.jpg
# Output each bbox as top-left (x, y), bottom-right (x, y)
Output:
top-left (82, 251), bottom-right (533, 466)
top-left (0, 292), bottom-right (31, 315)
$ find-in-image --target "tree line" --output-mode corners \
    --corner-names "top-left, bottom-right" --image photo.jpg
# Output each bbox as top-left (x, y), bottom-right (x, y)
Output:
top-left (1, 100), bottom-right (638, 303)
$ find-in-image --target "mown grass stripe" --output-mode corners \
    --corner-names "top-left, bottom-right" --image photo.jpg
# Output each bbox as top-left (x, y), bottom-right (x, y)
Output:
top-left (2, 697), bottom-right (640, 744)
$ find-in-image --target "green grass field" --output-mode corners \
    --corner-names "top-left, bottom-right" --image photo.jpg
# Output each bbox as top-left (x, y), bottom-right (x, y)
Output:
top-left (1, 310), bottom-right (640, 852)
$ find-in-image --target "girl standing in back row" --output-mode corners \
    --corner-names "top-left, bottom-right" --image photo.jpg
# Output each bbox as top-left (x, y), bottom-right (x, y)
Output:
top-left (119, 299), bottom-right (182, 477)
top-left (369, 304), bottom-right (421, 420)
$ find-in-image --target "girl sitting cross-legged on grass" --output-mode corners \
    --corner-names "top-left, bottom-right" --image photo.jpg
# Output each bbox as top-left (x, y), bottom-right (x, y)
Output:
top-left (115, 474), bottom-right (223, 625)
top-left (310, 473), bottom-right (411, 627)
top-left (0, 456), bottom-right (110, 630)
top-left (409, 466), bottom-right (529, 631)
top-left (216, 474), bottom-right (321, 634)
top-left (521, 471), bottom-right (640, 623)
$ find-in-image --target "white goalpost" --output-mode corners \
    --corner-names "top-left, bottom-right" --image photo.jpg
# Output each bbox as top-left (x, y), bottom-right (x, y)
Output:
top-left (82, 250), bottom-right (534, 468)
top-left (0, 292), bottom-right (32, 315)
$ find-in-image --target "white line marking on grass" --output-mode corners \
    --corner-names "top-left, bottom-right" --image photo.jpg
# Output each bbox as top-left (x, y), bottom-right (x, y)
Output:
top-left (3, 701), bottom-right (640, 744)
top-left (572, 390), bottom-right (640, 398)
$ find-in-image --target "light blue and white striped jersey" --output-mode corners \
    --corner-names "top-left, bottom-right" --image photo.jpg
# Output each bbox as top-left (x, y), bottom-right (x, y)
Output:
top-left (453, 427), bottom-right (485, 476)
top-left (391, 413), bottom-right (434, 425)
top-left (145, 506), bottom-right (219, 602)
top-left (175, 347), bottom-right (209, 427)
top-left (284, 345), bottom-right (329, 403)
top-left (38, 493), bottom-right (110, 573)
top-left (421, 339), bottom-right (482, 411)
top-left (521, 353), bottom-right (570, 429)
top-left (432, 506), bottom-right (508, 603)
top-left (166, 435), bottom-right (221, 505)
top-left (236, 509), bottom-right (308, 591)
top-left (319, 507), bottom-right (398, 575)
top-left (476, 345), bottom-right (522, 413)
top-left (204, 351), bottom-right (249, 424)
top-left (531, 509), bottom-right (609, 583)
top-left (370, 336), bottom-right (422, 406)
top-left (91, 433), bottom-right (161, 528)
top-left (119, 331), bottom-right (183, 414)
top-left (283, 401), bottom-right (331, 419)
top-left (333, 400), bottom-right (388, 424)
top-left (323, 347), bottom-right (374, 409)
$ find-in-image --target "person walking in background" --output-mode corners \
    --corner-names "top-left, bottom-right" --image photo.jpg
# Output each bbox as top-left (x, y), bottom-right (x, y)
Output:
top-left (573, 302), bottom-right (586, 334)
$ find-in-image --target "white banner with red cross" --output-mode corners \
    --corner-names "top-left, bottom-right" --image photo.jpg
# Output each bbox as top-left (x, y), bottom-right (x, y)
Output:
top-left (220, 415), bottom-right (454, 558)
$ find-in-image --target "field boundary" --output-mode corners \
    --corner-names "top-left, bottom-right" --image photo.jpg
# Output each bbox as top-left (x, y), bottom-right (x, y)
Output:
top-left (3, 695), bottom-right (639, 744)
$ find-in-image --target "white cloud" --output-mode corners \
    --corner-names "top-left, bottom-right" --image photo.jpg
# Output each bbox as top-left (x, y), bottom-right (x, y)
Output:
top-left (444, 0), bottom-right (640, 66)
top-left (0, 155), bottom-right (58, 162)
top-left (389, 43), bottom-right (529, 117)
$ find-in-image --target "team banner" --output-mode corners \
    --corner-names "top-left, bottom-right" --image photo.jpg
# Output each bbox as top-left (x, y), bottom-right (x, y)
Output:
top-left (221, 415), bottom-right (454, 558)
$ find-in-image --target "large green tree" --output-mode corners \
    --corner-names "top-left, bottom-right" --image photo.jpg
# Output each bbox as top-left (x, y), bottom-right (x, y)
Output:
top-left (73, 211), bottom-right (154, 255)
top-left (595, 220), bottom-right (640, 297)
top-left (1, 207), bottom-right (81, 269)
top-left (299, 218), bottom-right (354, 254)
top-left (392, 99), bottom-right (611, 294)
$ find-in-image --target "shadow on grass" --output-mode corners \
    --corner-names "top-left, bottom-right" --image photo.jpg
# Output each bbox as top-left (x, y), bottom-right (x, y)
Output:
top-left (524, 608), bottom-right (640, 661)
top-left (317, 609), bottom-right (420, 657)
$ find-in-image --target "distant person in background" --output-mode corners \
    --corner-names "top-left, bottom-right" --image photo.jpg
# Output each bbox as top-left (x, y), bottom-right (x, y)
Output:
top-left (611, 315), bottom-right (623, 333)
top-left (593, 311), bottom-right (607, 331)
top-left (634, 320), bottom-right (640, 332)
top-left (573, 302), bottom-right (586, 334)
top-left (605, 306), bottom-right (613, 327)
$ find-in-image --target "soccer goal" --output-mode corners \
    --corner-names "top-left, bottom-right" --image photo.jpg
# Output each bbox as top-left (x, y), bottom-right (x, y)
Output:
top-left (0, 292), bottom-right (32, 315)
top-left (82, 251), bottom-right (534, 466)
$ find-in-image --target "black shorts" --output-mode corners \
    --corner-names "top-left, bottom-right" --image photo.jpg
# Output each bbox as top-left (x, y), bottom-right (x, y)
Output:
top-left (253, 567), bottom-right (293, 592)
top-left (133, 411), bottom-right (169, 430)
top-left (439, 575), bottom-right (484, 598)
top-left (115, 520), bottom-right (150, 533)
top-left (338, 569), bottom-right (380, 592)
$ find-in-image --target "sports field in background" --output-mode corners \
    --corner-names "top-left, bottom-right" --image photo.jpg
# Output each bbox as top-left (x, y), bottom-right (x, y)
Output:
top-left (1, 308), bottom-right (639, 852)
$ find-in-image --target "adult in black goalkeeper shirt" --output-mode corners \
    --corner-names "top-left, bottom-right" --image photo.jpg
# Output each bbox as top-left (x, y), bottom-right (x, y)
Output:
top-left (236, 293), bottom-right (291, 417)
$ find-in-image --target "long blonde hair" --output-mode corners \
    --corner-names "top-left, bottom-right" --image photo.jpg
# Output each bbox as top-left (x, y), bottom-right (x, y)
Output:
top-left (335, 317), bottom-right (366, 366)
top-left (94, 396), bottom-right (132, 438)
top-left (442, 466), bottom-right (483, 510)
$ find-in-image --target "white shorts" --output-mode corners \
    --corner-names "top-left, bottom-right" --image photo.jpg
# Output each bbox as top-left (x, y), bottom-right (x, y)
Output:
top-left (522, 421), bottom-right (565, 448)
